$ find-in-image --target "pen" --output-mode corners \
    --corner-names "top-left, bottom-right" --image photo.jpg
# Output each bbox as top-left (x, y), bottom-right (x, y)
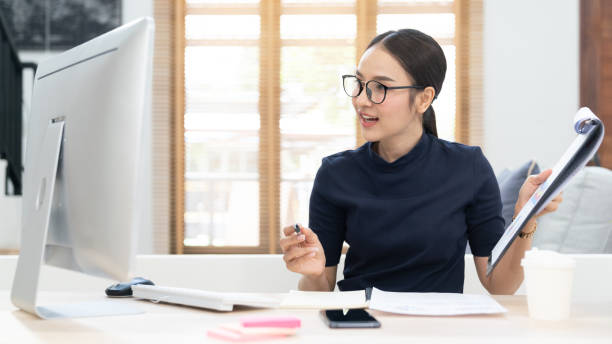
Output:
top-left (293, 223), bottom-right (301, 235)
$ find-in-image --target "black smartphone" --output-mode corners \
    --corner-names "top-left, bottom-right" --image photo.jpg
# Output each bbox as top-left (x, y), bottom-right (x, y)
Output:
top-left (320, 309), bottom-right (381, 328)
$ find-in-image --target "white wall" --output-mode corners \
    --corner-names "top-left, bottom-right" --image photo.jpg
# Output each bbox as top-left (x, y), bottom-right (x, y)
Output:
top-left (483, 0), bottom-right (579, 174)
top-left (0, 0), bottom-right (155, 252)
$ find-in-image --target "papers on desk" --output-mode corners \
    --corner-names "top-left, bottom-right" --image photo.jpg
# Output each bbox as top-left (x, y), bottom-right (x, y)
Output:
top-left (133, 285), bottom-right (506, 316)
top-left (282, 289), bottom-right (506, 316)
top-left (280, 290), bottom-right (368, 309)
top-left (368, 288), bottom-right (507, 316)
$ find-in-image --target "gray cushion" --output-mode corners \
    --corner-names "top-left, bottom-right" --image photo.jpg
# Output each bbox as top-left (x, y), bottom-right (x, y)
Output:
top-left (534, 167), bottom-right (612, 253)
top-left (498, 160), bottom-right (540, 229)
top-left (496, 169), bottom-right (512, 186)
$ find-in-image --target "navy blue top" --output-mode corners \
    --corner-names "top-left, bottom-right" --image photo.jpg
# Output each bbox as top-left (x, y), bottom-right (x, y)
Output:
top-left (308, 132), bottom-right (504, 293)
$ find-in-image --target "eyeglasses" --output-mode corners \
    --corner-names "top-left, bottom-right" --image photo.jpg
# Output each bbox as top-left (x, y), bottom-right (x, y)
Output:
top-left (342, 74), bottom-right (425, 104)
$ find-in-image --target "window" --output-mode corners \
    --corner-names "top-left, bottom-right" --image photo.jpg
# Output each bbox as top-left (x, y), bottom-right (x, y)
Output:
top-left (183, 1), bottom-right (262, 252)
top-left (279, 0), bottom-right (357, 236)
top-left (174, 0), bottom-right (478, 254)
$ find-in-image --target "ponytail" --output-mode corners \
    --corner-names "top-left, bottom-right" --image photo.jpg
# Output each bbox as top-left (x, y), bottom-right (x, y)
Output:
top-left (368, 29), bottom-right (445, 140)
top-left (422, 105), bottom-right (438, 138)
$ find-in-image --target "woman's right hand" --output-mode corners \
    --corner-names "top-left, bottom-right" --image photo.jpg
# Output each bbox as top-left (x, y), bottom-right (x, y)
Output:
top-left (280, 224), bottom-right (326, 277)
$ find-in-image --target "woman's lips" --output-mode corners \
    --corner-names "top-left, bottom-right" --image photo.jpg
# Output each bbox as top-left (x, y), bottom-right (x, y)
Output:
top-left (359, 112), bottom-right (379, 128)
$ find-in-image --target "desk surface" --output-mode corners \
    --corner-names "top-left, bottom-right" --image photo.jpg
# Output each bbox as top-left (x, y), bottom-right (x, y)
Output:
top-left (1, 291), bottom-right (611, 344)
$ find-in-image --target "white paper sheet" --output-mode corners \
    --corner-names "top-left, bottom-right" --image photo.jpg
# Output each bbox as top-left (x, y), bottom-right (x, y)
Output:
top-left (280, 290), bottom-right (368, 309)
top-left (368, 288), bottom-right (507, 316)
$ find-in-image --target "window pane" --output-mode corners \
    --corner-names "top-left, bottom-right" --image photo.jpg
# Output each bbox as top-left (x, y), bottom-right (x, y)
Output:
top-left (186, 15), bottom-right (260, 40)
top-left (281, 15), bottom-right (356, 40)
top-left (185, 136), bottom-right (259, 247)
top-left (185, 45), bottom-right (260, 247)
top-left (280, 46), bottom-right (356, 227)
top-left (185, 181), bottom-right (259, 246)
top-left (377, 14), bottom-right (454, 39)
top-left (185, 46), bottom-right (259, 114)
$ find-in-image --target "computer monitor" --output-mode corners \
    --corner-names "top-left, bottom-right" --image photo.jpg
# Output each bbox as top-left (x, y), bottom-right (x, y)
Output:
top-left (10, 17), bottom-right (154, 319)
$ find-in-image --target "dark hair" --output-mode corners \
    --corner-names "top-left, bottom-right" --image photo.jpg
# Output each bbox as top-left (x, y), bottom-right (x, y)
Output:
top-left (367, 29), bottom-right (446, 138)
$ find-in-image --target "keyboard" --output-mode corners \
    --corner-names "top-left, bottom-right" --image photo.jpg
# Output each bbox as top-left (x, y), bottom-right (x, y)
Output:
top-left (131, 285), bottom-right (282, 311)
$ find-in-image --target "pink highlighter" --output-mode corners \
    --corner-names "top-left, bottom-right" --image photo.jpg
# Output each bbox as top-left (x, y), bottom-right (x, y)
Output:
top-left (240, 316), bottom-right (301, 329)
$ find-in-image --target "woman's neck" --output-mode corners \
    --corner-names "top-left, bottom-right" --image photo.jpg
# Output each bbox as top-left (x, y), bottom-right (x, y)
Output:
top-left (375, 127), bottom-right (424, 163)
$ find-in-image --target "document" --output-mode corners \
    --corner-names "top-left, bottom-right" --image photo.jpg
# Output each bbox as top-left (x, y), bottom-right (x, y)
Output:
top-left (280, 290), bottom-right (368, 309)
top-left (135, 285), bottom-right (508, 315)
top-left (487, 107), bottom-right (605, 275)
top-left (368, 288), bottom-right (507, 316)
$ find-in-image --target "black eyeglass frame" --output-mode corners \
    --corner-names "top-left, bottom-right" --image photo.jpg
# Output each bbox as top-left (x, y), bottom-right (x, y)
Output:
top-left (342, 74), bottom-right (426, 104)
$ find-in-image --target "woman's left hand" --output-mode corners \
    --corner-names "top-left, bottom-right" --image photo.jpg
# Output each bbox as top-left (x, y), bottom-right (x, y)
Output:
top-left (515, 169), bottom-right (564, 218)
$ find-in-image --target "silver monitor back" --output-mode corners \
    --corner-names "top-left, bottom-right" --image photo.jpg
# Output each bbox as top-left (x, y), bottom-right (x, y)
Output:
top-left (11, 17), bottom-right (154, 319)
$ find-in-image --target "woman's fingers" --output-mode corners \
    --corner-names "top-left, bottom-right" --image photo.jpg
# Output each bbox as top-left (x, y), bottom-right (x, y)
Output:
top-left (280, 224), bottom-right (306, 253)
top-left (279, 233), bottom-right (305, 252)
top-left (544, 203), bottom-right (558, 213)
top-left (283, 246), bottom-right (319, 263)
top-left (280, 224), bottom-right (325, 275)
top-left (542, 194), bottom-right (563, 212)
top-left (535, 193), bottom-right (564, 217)
top-left (286, 253), bottom-right (320, 274)
top-left (280, 224), bottom-right (320, 250)
top-left (296, 226), bottom-right (319, 245)
top-left (531, 169), bottom-right (552, 185)
top-left (282, 225), bottom-right (298, 237)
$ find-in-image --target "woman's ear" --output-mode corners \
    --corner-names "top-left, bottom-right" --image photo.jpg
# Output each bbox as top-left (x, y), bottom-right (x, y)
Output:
top-left (416, 86), bottom-right (436, 113)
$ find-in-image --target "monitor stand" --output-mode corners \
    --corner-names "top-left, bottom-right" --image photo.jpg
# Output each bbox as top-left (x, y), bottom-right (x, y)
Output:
top-left (10, 119), bottom-right (143, 319)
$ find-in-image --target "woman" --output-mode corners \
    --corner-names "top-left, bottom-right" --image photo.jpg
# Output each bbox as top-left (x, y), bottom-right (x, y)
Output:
top-left (280, 29), bottom-right (562, 294)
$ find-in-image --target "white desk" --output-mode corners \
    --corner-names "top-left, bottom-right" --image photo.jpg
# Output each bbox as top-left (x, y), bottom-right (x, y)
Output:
top-left (2, 291), bottom-right (611, 344)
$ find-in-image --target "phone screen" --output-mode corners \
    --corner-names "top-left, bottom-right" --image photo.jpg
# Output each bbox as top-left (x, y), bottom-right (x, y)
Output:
top-left (321, 309), bottom-right (381, 328)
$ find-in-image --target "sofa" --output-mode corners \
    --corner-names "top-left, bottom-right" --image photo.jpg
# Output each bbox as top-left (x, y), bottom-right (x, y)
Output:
top-left (496, 162), bottom-right (612, 253)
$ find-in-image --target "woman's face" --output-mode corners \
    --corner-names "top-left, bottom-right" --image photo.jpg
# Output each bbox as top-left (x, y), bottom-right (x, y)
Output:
top-left (352, 45), bottom-right (423, 143)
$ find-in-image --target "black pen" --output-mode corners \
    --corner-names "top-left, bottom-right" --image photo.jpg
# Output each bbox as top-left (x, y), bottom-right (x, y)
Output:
top-left (293, 223), bottom-right (301, 235)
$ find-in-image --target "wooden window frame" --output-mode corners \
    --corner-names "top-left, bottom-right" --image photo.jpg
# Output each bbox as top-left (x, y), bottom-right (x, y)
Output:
top-left (454, 0), bottom-right (483, 147)
top-left (171, 0), bottom-right (479, 254)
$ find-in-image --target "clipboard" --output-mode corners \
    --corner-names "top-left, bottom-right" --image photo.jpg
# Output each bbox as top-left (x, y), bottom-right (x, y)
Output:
top-left (487, 107), bottom-right (605, 275)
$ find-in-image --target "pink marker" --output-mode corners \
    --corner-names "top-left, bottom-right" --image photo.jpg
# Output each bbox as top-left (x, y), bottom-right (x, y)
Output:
top-left (240, 316), bottom-right (301, 329)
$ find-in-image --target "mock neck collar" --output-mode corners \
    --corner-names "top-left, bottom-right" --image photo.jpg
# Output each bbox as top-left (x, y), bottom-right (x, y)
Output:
top-left (366, 132), bottom-right (431, 171)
